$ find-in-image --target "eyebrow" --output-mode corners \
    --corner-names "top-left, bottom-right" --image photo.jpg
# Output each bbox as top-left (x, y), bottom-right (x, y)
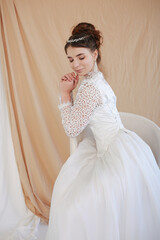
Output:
top-left (67, 53), bottom-right (85, 59)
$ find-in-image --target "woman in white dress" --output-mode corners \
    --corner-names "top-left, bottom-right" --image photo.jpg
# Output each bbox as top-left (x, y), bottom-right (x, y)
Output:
top-left (46, 22), bottom-right (160, 240)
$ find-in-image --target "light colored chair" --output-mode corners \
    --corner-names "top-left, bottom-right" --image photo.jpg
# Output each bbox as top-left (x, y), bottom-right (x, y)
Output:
top-left (119, 112), bottom-right (160, 167)
top-left (70, 112), bottom-right (160, 167)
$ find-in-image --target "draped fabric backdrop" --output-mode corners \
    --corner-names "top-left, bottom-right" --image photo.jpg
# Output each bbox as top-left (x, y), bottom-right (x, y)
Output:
top-left (0, 60), bottom-right (40, 239)
top-left (0, 0), bottom-right (160, 222)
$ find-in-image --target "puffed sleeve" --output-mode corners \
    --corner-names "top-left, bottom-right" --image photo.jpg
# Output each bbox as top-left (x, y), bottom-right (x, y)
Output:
top-left (58, 82), bottom-right (103, 137)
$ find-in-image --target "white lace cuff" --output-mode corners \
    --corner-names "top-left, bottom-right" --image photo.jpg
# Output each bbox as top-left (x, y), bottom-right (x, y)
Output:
top-left (58, 101), bottom-right (72, 110)
top-left (58, 92), bottom-right (73, 110)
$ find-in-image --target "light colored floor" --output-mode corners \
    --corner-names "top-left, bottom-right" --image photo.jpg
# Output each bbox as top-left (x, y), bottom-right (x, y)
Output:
top-left (37, 220), bottom-right (48, 240)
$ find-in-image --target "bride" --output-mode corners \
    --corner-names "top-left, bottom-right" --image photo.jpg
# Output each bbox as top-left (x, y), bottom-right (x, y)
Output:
top-left (45, 22), bottom-right (160, 240)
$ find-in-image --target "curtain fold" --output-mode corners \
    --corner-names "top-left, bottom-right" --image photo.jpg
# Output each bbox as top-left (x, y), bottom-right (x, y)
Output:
top-left (0, 0), bottom-right (159, 222)
top-left (0, 0), bottom-right (69, 221)
top-left (0, 58), bottom-right (40, 239)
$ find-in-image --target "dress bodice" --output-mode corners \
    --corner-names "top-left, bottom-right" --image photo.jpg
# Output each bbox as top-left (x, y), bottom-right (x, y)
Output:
top-left (78, 72), bottom-right (124, 154)
top-left (58, 71), bottom-right (125, 154)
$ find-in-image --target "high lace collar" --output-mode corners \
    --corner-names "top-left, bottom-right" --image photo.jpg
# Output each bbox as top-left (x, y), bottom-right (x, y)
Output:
top-left (83, 70), bottom-right (102, 80)
top-left (79, 70), bottom-right (103, 89)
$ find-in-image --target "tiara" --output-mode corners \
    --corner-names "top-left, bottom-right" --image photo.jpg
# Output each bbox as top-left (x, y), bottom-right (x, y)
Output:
top-left (67, 35), bottom-right (89, 43)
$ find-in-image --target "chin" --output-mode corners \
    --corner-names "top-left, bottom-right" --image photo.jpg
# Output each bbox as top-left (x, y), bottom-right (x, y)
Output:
top-left (78, 73), bottom-right (85, 76)
top-left (75, 69), bottom-right (90, 76)
top-left (76, 72), bottom-right (86, 76)
top-left (81, 70), bottom-right (90, 76)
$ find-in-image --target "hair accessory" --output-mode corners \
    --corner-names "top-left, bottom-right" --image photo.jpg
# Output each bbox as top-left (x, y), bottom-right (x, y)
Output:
top-left (67, 35), bottom-right (89, 43)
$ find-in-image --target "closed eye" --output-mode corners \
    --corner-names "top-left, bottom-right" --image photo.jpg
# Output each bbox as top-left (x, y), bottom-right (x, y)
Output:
top-left (79, 57), bottom-right (85, 60)
top-left (69, 57), bottom-right (85, 63)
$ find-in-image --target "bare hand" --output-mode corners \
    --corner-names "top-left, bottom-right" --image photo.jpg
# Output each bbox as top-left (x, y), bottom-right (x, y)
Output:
top-left (60, 72), bottom-right (79, 94)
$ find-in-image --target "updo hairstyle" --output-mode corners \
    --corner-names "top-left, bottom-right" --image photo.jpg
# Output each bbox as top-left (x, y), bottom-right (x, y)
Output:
top-left (65, 22), bottom-right (103, 64)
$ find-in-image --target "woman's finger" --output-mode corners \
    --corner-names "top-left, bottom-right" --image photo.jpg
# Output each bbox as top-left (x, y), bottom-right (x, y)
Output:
top-left (61, 72), bottom-right (76, 83)
top-left (71, 72), bottom-right (76, 78)
top-left (75, 74), bottom-right (79, 80)
top-left (61, 76), bottom-right (67, 80)
top-left (68, 73), bottom-right (75, 81)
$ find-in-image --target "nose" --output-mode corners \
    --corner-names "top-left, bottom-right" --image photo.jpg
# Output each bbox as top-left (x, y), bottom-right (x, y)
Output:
top-left (72, 59), bottom-right (79, 69)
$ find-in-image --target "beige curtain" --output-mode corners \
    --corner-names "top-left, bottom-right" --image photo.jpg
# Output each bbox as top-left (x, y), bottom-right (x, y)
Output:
top-left (0, 0), bottom-right (159, 222)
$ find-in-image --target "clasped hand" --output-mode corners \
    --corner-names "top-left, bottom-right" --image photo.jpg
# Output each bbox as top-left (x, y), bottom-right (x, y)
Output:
top-left (60, 72), bottom-right (79, 95)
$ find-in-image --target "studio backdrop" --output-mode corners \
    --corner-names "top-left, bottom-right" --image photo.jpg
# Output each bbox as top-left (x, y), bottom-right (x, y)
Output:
top-left (0, 0), bottom-right (159, 222)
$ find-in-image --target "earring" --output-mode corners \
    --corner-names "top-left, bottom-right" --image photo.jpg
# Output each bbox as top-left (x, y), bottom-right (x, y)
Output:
top-left (93, 60), bottom-right (98, 73)
top-left (85, 58), bottom-right (99, 79)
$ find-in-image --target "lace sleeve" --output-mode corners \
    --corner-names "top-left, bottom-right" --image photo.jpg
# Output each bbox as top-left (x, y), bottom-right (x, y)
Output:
top-left (58, 82), bottom-right (103, 137)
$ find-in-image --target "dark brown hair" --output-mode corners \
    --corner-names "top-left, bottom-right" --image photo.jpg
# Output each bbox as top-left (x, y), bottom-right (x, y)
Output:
top-left (65, 22), bottom-right (103, 64)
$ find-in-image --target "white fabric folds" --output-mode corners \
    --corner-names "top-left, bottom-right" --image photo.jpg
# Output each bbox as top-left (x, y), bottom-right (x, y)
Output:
top-left (0, 61), bottom-right (40, 239)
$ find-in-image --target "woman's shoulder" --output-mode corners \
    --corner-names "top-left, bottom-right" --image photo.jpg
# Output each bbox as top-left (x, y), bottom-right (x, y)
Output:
top-left (78, 71), bottom-right (116, 101)
top-left (79, 71), bottom-right (104, 89)
top-left (89, 71), bottom-right (116, 97)
top-left (93, 72), bottom-right (117, 103)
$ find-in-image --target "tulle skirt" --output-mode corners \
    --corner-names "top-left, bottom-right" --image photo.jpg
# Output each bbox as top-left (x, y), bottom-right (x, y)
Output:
top-left (46, 128), bottom-right (160, 240)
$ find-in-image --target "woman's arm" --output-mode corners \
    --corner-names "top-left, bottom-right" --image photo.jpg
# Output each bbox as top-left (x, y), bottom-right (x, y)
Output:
top-left (58, 82), bottom-right (103, 137)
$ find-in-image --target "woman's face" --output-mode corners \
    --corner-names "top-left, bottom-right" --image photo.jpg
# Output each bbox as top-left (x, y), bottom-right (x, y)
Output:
top-left (66, 46), bottom-right (98, 76)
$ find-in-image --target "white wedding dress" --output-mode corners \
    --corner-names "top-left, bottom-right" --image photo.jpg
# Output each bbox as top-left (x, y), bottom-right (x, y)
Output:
top-left (46, 71), bottom-right (160, 240)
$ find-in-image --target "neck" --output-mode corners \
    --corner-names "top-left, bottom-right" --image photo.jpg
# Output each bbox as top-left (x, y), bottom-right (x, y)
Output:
top-left (83, 68), bottom-right (100, 80)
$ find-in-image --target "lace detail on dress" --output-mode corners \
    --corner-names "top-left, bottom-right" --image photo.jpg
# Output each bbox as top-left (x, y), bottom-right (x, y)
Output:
top-left (84, 70), bottom-right (102, 81)
top-left (58, 101), bottom-right (72, 109)
top-left (58, 91), bottom-right (73, 108)
top-left (58, 82), bottom-right (103, 137)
